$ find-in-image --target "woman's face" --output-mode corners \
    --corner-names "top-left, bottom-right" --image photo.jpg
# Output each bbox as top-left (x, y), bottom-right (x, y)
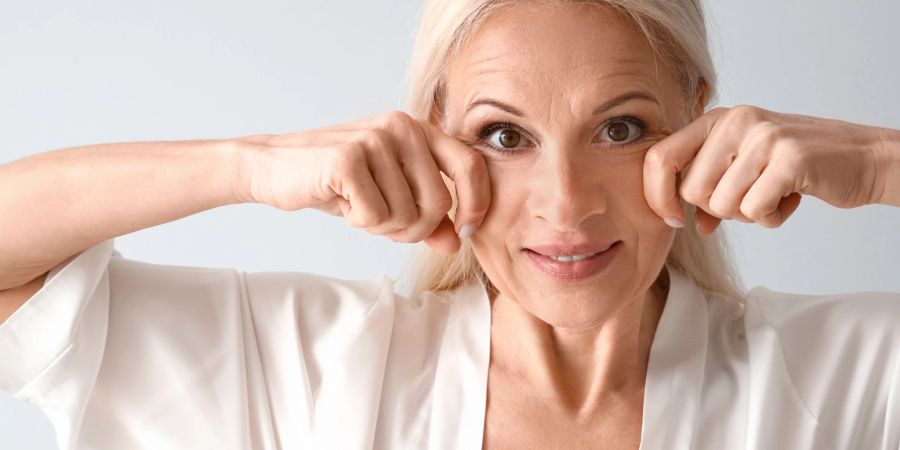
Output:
top-left (439, 3), bottom-right (702, 327)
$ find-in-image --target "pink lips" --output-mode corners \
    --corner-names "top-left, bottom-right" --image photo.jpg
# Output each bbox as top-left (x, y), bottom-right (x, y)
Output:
top-left (524, 241), bottom-right (622, 281)
top-left (525, 241), bottom-right (617, 258)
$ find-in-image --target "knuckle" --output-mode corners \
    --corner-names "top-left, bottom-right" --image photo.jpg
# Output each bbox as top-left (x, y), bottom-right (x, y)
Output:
top-left (350, 216), bottom-right (367, 229)
top-left (333, 144), bottom-right (364, 171)
top-left (350, 210), bottom-right (375, 228)
top-left (368, 208), bottom-right (390, 226)
top-left (678, 182), bottom-right (707, 204)
top-left (707, 196), bottom-right (734, 218)
top-left (729, 104), bottom-right (764, 123)
top-left (644, 145), bottom-right (669, 169)
top-left (428, 190), bottom-right (453, 215)
top-left (396, 208), bottom-right (420, 226)
top-left (460, 150), bottom-right (487, 176)
top-left (739, 201), bottom-right (765, 221)
top-left (754, 121), bottom-right (785, 146)
top-left (357, 207), bottom-right (389, 228)
top-left (773, 146), bottom-right (804, 175)
top-left (772, 138), bottom-right (802, 169)
top-left (365, 128), bottom-right (393, 151)
top-left (382, 110), bottom-right (415, 134)
top-left (385, 110), bottom-right (412, 124)
top-left (723, 106), bottom-right (751, 130)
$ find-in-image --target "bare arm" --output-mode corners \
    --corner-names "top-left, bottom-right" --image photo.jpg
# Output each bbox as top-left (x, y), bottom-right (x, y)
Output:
top-left (875, 127), bottom-right (900, 207)
top-left (0, 138), bottom-right (249, 322)
top-left (0, 111), bottom-right (493, 326)
top-left (0, 272), bottom-right (46, 322)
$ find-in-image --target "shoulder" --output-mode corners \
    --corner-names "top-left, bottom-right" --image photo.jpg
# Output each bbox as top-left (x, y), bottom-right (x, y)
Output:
top-left (745, 285), bottom-right (900, 338)
top-left (742, 285), bottom-right (900, 440)
top-left (106, 251), bottom-right (393, 317)
top-left (107, 253), bottom-right (243, 300)
top-left (244, 269), bottom-right (392, 320)
top-left (743, 285), bottom-right (900, 369)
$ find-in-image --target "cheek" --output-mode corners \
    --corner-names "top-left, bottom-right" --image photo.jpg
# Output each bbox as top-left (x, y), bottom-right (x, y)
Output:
top-left (614, 160), bottom-right (676, 255)
top-left (611, 154), bottom-right (667, 225)
top-left (482, 166), bottom-right (530, 234)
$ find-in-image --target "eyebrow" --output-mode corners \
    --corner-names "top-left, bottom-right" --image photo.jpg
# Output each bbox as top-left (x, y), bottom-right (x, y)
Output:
top-left (464, 90), bottom-right (660, 118)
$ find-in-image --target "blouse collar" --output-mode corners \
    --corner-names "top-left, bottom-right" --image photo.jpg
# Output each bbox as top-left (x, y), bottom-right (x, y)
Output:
top-left (447, 265), bottom-right (708, 449)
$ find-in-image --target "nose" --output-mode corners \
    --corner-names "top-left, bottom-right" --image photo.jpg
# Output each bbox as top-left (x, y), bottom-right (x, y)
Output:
top-left (527, 150), bottom-right (608, 229)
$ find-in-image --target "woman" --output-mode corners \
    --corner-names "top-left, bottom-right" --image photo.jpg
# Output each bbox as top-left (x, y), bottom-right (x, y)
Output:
top-left (1, 0), bottom-right (898, 448)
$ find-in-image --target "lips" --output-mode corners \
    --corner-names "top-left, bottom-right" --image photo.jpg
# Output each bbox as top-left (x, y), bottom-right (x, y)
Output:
top-left (524, 240), bottom-right (618, 258)
top-left (524, 241), bottom-right (622, 281)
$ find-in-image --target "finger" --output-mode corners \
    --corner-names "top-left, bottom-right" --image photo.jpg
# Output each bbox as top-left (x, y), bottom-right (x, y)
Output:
top-left (678, 126), bottom-right (754, 223)
top-left (422, 215), bottom-right (462, 255)
top-left (741, 165), bottom-right (802, 228)
top-left (695, 208), bottom-right (722, 236)
top-left (707, 148), bottom-right (766, 224)
top-left (364, 147), bottom-right (419, 235)
top-left (643, 108), bottom-right (729, 226)
top-left (335, 155), bottom-right (390, 228)
top-left (420, 121), bottom-right (492, 235)
top-left (387, 134), bottom-right (456, 243)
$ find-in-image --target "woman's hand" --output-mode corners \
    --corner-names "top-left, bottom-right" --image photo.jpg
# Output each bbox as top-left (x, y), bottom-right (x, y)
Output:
top-left (642, 105), bottom-right (898, 235)
top-left (237, 111), bottom-right (491, 255)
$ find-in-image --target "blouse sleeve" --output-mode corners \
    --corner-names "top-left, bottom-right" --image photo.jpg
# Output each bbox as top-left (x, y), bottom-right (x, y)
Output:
top-left (0, 238), bottom-right (397, 450)
top-left (746, 286), bottom-right (900, 448)
top-left (0, 239), bottom-right (116, 449)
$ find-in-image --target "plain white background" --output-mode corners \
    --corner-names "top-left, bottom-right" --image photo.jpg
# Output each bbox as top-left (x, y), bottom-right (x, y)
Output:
top-left (2, 1), bottom-right (898, 448)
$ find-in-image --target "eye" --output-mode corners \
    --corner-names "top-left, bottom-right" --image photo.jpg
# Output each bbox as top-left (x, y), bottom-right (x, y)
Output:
top-left (474, 116), bottom-right (648, 155)
top-left (599, 118), bottom-right (644, 144)
top-left (488, 127), bottom-right (523, 149)
top-left (493, 128), bottom-right (524, 149)
top-left (477, 122), bottom-right (530, 154)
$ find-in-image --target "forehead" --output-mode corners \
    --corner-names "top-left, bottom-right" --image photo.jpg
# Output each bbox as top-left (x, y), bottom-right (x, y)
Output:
top-left (446, 3), bottom-right (669, 104)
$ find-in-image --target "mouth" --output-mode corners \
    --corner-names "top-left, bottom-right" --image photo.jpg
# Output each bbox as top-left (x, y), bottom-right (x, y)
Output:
top-left (523, 241), bottom-right (622, 282)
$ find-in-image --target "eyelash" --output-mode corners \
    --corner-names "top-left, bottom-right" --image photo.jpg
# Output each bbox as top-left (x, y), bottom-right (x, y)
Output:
top-left (475, 116), bottom-right (649, 155)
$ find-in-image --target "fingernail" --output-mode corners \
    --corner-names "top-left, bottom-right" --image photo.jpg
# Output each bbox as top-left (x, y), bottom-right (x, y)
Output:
top-left (664, 217), bottom-right (685, 229)
top-left (458, 224), bottom-right (476, 239)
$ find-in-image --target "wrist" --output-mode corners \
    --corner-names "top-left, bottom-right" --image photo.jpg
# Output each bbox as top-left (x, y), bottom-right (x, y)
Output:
top-left (223, 135), bottom-right (268, 205)
top-left (873, 127), bottom-right (900, 206)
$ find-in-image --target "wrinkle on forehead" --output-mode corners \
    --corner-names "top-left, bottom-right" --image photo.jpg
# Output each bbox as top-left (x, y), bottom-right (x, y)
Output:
top-left (456, 66), bottom-right (663, 121)
top-left (441, 2), bottom-right (684, 126)
top-left (454, 38), bottom-right (655, 83)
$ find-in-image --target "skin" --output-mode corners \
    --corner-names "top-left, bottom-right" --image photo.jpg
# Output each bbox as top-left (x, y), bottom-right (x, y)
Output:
top-left (435, 3), bottom-right (703, 448)
top-left (431, 4), bottom-right (900, 447)
top-left (1, 2), bottom-right (898, 447)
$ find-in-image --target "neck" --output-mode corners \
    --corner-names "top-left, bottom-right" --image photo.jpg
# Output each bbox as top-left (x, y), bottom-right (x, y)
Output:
top-left (487, 268), bottom-right (669, 419)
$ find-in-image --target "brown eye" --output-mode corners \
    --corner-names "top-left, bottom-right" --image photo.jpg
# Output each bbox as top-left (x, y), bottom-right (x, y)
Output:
top-left (491, 129), bottom-right (521, 148)
top-left (607, 122), bottom-right (630, 141)
top-left (601, 120), bottom-right (642, 144)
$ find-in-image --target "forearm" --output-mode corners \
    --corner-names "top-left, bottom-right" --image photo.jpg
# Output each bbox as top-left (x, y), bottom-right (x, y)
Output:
top-left (874, 127), bottom-right (900, 207)
top-left (0, 138), bottom-right (250, 289)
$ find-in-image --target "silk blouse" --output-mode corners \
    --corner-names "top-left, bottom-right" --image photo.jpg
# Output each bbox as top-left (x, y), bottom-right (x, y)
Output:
top-left (1, 239), bottom-right (898, 449)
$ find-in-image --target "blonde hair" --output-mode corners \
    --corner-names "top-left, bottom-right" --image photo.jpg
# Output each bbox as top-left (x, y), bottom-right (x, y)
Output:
top-left (396, 0), bottom-right (747, 304)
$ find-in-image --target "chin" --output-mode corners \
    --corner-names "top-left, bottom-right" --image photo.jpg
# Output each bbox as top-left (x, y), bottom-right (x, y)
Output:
top-left (509, 274), bottom-right (630, 326)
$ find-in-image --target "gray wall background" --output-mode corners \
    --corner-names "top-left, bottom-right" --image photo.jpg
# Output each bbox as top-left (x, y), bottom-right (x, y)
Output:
top-left (2, 0), bottom-right (898, 448)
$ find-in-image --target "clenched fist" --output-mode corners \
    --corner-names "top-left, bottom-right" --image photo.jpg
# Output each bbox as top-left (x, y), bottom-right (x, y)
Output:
top-left (643, 105), bottom-right (897, 235)
top-left (236, 111), bottom-right (492, 255)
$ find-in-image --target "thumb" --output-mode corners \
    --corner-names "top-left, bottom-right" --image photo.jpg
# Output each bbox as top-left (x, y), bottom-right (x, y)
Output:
top-left (423, 215), bottom-right (462, 255)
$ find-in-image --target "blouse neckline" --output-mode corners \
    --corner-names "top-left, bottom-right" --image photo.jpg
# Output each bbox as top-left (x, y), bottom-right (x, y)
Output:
top-left (440, 266), bottom-right (709, 449)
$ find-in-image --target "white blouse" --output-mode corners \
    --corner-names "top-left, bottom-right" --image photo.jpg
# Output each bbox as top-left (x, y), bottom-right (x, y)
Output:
top-left (1, 239), bottom-right (898, 450)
